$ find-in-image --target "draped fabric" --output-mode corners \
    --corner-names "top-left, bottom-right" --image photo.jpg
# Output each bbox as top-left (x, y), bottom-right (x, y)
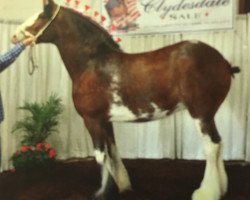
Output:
top-left (0, 13), bottom-right (249, 171)
top-left (245, 13), bottom-right (250, 161)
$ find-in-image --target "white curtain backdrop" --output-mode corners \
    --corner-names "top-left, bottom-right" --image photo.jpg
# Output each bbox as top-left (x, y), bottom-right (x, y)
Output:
top-left (0, 13), bottom-right (249, 171)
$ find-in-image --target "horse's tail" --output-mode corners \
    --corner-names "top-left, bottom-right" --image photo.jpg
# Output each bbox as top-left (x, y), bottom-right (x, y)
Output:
top-left (231, 66), bottom-right (241, 74)
top-left (230, 66), bottom-right (241, 77)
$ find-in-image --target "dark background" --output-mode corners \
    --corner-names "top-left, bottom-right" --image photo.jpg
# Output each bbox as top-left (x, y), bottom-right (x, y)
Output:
top-left (239, 0), bottom-right (250, 13)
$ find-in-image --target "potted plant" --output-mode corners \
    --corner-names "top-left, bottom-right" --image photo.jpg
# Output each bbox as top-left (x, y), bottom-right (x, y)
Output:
top-left (11, 94), bottom-right (63, 172)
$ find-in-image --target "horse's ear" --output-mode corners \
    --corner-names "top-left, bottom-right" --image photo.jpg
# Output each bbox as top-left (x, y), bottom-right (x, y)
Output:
top-left (43, 0), bottom-right (48, 5)
top-left (43, 0), bottom-right (56, 18)
top-left (43, 0), bottom-right (54, 6)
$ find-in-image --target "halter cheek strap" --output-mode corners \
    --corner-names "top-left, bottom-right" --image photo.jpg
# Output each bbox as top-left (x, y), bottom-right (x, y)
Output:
top-left (26, 6), bottom-right (60, 75)
top-left (35, 5), bottom-right (61, 39)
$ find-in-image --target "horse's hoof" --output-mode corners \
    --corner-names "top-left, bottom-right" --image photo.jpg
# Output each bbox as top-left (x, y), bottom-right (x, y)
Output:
top-left (91, 192), bottom-right (106, 200)
top-left (91, 194), bottom-right (105, 200)
top-left (192, 187), bottom-right (220, 200)
top-left (91, 192), bottom-right (119, 200)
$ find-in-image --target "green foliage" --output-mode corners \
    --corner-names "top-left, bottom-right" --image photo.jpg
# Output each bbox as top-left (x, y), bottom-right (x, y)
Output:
top-left (11, 94), bottom-right (63, 172)
top-left (12, 94), bottom-right (63, 146)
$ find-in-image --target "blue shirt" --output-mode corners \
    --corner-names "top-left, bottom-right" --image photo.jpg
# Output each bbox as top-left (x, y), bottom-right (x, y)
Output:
top-left (0, 42), bottom-right (26, 122)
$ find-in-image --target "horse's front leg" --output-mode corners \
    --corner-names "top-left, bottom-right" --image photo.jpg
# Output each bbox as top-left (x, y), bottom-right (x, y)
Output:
top-left (84, 117), bottom-right (131, 200)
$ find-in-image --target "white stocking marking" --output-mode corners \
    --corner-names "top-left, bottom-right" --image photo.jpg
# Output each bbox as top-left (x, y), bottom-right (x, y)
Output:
top-left (107, 144), bottom-right (131, 192)
top-left (94, 149), bottom-right (109, 196)
top-left (217, 143), bottom-right (228, 195)
top-left (192, 120), bottom-right (228, 200)
top-left (94, 146), bottom-right (131, 196)
top-left (94, 150), bottom-right (105, 164)
top-left (194, 135), bottom-right (221, 200)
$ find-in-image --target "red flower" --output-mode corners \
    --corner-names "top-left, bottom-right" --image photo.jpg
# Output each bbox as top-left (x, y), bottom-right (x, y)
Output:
top-left (16, 150), bottom-right (20, 154)
top-left (21, 145), bottom-right (30, 153)
top-left (49, 149), bottom-right (56, 158)
top-left (44, 143), bottom-right (51, 151)
top-left (36, 143), bottom-right (43, 151)
top-left (11, 168), bottom-right (16, 173)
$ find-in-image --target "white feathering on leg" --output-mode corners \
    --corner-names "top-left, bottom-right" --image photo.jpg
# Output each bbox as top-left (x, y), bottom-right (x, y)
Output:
top-left (192, 119), bottom-right (227, 200)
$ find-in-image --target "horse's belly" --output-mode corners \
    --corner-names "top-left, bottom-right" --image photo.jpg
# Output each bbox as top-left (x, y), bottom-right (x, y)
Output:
top-left (108, 103), bottom-right (169, 122)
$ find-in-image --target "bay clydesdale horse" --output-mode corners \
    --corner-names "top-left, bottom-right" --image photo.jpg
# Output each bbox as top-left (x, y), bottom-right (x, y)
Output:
top-left (12, 0), bottom-right (240, 199)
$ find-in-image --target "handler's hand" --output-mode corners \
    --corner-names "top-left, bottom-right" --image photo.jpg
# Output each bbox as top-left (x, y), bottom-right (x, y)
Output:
top-left (22, 36), bottom-right (36, 46)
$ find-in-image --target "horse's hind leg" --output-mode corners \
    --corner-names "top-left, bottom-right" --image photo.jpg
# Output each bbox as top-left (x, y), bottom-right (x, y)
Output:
top-left (192, 119), bottom-right (228, 200)
top-left (96, 143), bottom-right (131, 195)
top-left (94, 143), bottom-right (131, 199)
top-left (84, 118), bottom-right (131, 200)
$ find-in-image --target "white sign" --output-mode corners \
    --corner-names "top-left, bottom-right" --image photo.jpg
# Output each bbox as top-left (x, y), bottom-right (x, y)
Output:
top-left (101, 0), bottom-right (235, 35)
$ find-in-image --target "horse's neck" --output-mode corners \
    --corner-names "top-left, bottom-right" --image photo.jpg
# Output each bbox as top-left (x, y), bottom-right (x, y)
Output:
top-left (54, 30), bottom-right (116, 80)
top-left (55, 39), bottom-right (81, 79)
top-left (53, 10), bottom-right (121, 80)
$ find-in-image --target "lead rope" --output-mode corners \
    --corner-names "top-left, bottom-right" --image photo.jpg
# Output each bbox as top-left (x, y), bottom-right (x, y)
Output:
top-left (27, 44), bottom-right (38, 75)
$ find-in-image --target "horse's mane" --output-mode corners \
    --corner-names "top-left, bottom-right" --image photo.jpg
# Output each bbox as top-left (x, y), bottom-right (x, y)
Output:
top-left (61, 6), bottom-right (121, 51)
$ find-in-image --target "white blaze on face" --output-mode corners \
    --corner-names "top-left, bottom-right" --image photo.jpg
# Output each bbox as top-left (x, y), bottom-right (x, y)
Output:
top-left (13, 13), bottom-right (40, 41)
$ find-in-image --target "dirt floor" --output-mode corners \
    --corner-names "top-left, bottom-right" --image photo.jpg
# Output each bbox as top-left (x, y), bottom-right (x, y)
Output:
top-left (0, 159), bottom-right (249, 200)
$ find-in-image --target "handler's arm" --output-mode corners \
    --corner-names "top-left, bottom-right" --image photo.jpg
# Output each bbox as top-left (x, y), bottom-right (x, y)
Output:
top-left (0, 42), bottom-right (25, 72)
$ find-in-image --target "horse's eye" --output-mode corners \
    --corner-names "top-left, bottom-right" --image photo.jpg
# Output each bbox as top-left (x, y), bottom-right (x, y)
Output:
top-left (44, 5), bottom-right (53, 19)
top-left (40, 13), bottom-right (50, 19)
top-left (40, 15), bottom-right (47, 19)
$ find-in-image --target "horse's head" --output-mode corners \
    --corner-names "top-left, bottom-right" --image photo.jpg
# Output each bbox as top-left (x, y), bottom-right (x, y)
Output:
top-left (12, 0), bottom-right (60, 44)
